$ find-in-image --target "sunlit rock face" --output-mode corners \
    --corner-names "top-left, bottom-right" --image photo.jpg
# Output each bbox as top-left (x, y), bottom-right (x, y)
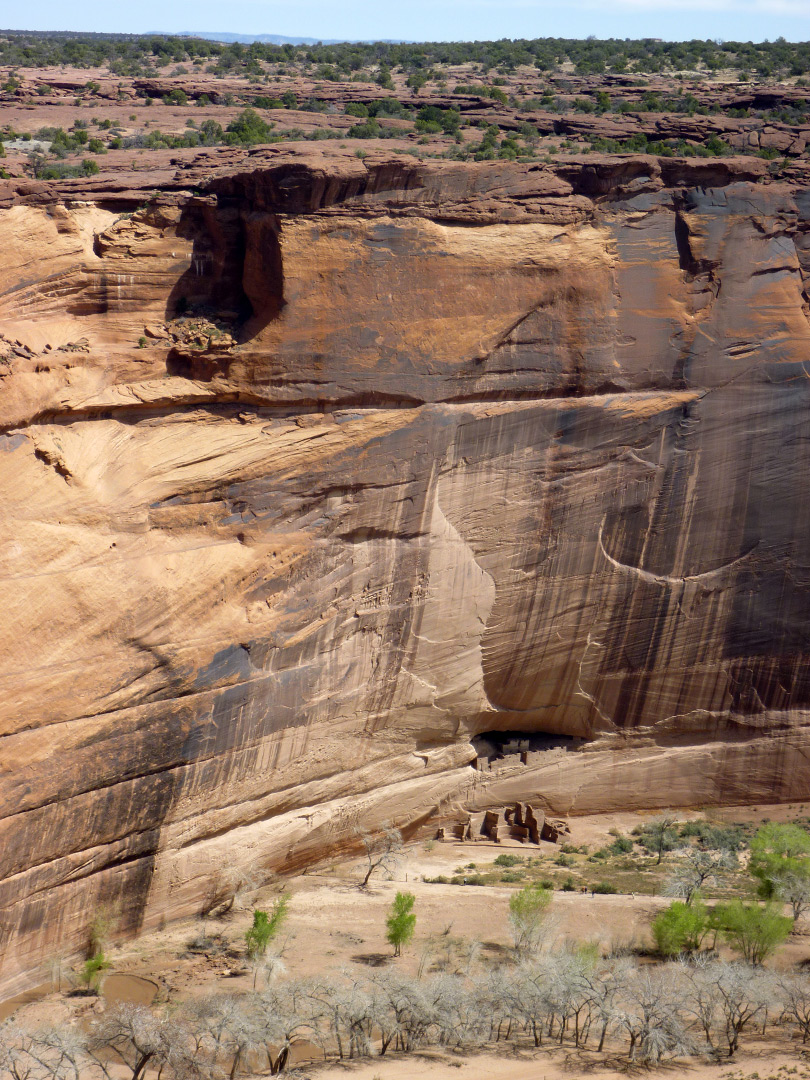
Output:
top-left (1, 151), bottom-right (809, 993)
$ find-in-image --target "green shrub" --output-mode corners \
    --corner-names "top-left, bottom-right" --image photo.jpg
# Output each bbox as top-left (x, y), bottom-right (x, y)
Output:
top-left (494, 854), bottom-right (522, 867)
top-left (348, 119), bottom-right (382, 139)
top-left (416, 104), bottom-right (460, 133)
top-left (652, 900), bottom-right (710, 955)
top-left (244, 894), bottom-right (289, 961)
top-left (592, 882), bottom-right (618, 894)
top-left (225, 108), bottom-right (273, 145)
top-left (678, 820), bottom-right (747, 851)
top-left (79, 951), bottom-right (111, 993)
top-left (609, 836), bottom-right (634, 855)
top-left (368, 99), bottom-right (406, 118)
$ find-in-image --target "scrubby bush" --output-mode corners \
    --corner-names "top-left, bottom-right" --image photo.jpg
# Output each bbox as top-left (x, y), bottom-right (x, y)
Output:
top-left (609, 835), bottom-right (634, 855)
top-left (493, 853), bottom-right (522, 867)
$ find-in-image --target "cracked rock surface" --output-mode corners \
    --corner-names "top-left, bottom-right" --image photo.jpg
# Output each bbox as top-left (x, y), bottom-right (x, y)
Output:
top-left (1, 148), bottom-right (810, 993)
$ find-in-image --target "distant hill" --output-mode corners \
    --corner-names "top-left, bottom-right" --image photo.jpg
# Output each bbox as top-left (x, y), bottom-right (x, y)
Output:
top-left (173, 31), bottom-right (407, 45)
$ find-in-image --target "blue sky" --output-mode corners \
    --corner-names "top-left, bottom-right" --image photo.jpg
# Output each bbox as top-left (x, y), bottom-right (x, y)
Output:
top-left (8, 0), bottom-right (810, 44)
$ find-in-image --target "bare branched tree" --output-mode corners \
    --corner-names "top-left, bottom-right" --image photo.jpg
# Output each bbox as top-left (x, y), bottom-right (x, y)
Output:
top-left (768, 866), bottom-right (810, 921)
top-left (665, 848), bottom-right (736, 904)
top-left (201, 869), bottom-right (266, 918)
top-left (777, 972), bottom-right (810, 1043)
top-left (708, 961), bottom-right (774, 1058)
top-left (90, 1004), bottom-right (201, 1080)
top-left (616, 965), bottom-right (694, 1064)
top-left (356, 826), bottom-right (403, 888)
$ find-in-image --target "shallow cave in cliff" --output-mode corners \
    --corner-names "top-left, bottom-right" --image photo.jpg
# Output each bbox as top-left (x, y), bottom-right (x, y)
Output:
top-left (472, 729), bottom-right (584, 766)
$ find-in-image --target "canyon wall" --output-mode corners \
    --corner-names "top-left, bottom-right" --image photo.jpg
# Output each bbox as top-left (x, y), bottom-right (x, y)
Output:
top-left (1, 149), bottom-right (810, 992)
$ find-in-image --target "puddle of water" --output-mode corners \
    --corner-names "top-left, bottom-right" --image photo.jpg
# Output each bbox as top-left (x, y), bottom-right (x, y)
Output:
top-left (102, 974), bottom-right (158, 1006)
top-left (0, 984), bottom-right (50, 1022)
top-left (0, 972), bottom-right (158, 1021)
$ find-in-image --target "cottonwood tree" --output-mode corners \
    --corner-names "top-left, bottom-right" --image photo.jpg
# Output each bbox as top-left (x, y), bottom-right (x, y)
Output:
top-left (708, 961), bottom-right (774, 1057)
top-left (508, 884), bottom-right (553, 958)
top-left (245, 895), bottom-right (289, 963)
top-left (249, 949), bottom-right (287, 994)
top-left (357, 826), bottom-right (404, 888)
top-left (616, 966), bottom-right (694, 1064)
top-left (777, 973), bottom-right (810, 1044)
top-left (334, 977), bottom-right (374, 1060)
top-left (90, 1004), bottom-right (199, 1080)
top-left (431, 972), bottom-right (488, 1050)
top-left (183, 994), bottom-right (268, 1080)
top-left (652, 898), bottom-right (712, 956)
top-left (584, 958), bottom-right (633, 1053)
top-left (713, 899), bottom-right (792, 965)
top-left (764, 864), bottom-right (810, 921)
top-left (665, 848), bottom-right (735, 904)
top-left (471, 967), bottom-right (519, 1045)
top-left (0, 1024), bottom-right (92, 1080)
top-left (507, 964), bottom-right (553, 1047)
top-left (362, 972), bottom-right (435, 1054)
top-left (546, 949), bottom-right (601, 1048)
top-left (258, 978), bottom-right (325, 1073)
top-left (386, 892), bottom-right (416, 957)
top-left (749, 822), bottom-right (810, 920)
top-left (0, 1026), bottom-right (50, 1080)
top-left (26, 1026), bottom-right (89, 1080)
top-left (680, 956), bottom-right (723, 1054)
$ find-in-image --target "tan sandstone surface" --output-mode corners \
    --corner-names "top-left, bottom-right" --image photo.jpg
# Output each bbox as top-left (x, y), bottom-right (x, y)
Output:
top-left (1, 146), bottom-right (810, 995)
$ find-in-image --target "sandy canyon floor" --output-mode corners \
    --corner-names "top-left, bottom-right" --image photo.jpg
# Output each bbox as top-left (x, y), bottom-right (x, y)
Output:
top-left (5, 805), bottom-right (810, 1080)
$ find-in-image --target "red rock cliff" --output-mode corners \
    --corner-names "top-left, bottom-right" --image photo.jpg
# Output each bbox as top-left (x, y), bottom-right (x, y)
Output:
top-left (1, 148), bottom-right (810, 993)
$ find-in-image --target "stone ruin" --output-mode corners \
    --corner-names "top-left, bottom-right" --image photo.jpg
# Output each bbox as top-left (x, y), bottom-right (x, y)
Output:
top-left (436, 802), bottom-right (569, 845)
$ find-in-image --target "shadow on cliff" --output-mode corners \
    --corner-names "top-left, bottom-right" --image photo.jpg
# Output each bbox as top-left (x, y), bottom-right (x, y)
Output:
top-left (164, 193), bottom-right (285, 381)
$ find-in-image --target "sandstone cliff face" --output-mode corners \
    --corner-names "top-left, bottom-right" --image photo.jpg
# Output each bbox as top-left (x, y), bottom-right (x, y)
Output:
top-left (1, 150), bottom-right (810, 993)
